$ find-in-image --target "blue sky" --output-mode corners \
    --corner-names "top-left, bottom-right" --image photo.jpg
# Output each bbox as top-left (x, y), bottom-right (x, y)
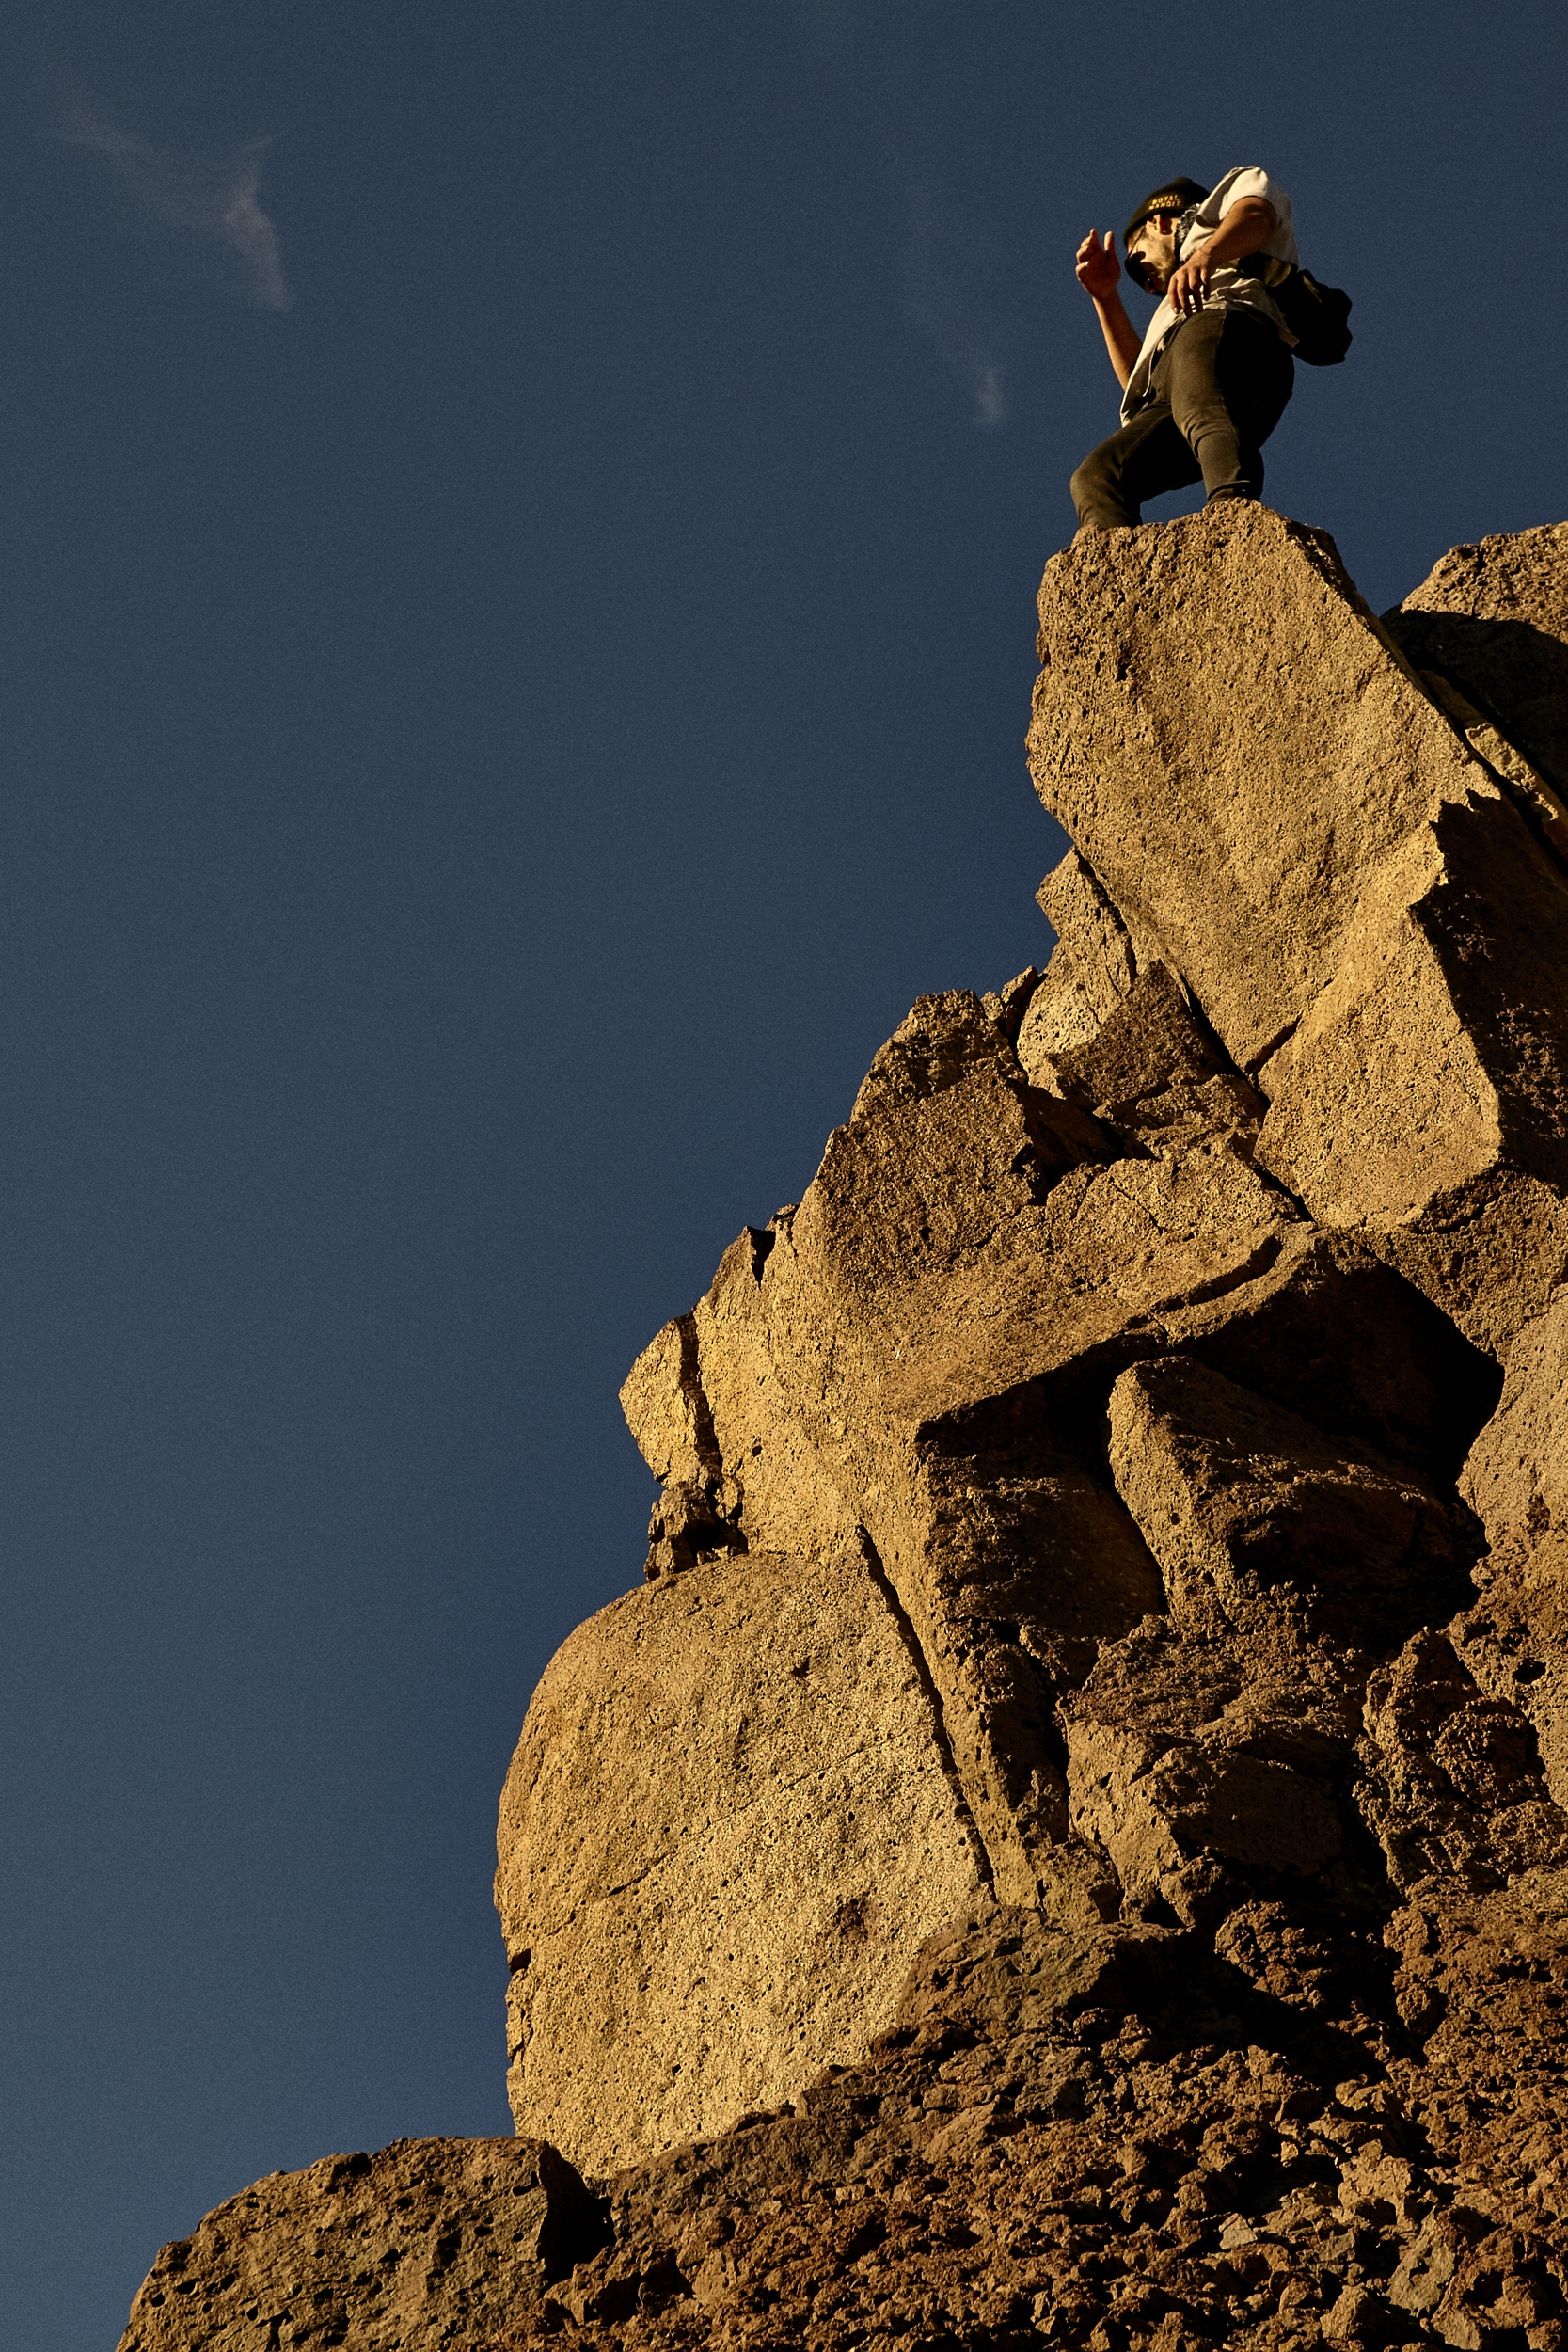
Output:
top-left (2, 4), bottom-right (1564, 2344)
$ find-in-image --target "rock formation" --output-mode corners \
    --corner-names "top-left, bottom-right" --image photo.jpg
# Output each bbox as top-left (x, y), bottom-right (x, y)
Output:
top-left (116, 2138), bottom-right (610, 2347)
top-left (119, 511), bottom-right (1568, 2351)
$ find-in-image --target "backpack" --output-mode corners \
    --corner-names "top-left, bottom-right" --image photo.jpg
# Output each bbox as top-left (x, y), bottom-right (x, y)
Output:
top-left (1237, 253), bottom-right (1353, 366)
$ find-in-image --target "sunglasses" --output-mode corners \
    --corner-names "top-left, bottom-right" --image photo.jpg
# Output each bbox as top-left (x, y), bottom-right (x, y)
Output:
top-left (1124, 214), bottom-right (1179, 292)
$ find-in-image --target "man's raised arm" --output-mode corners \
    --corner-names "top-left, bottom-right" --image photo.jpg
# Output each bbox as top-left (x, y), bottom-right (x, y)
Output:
top-left (1075, 229), bottom-right (1142, 389)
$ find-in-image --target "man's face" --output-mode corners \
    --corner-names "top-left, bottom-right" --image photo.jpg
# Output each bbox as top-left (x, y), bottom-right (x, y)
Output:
top-left (1127, 212), bottom-right (1180, 294)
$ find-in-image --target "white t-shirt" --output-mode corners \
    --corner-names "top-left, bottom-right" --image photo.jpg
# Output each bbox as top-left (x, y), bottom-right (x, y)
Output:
top-left (1119, 166), bottom-right (1299, 421)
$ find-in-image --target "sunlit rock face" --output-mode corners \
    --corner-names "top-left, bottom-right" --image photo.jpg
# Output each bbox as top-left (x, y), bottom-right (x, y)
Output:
top-left (123, 514), bottom-right (1568, 2352)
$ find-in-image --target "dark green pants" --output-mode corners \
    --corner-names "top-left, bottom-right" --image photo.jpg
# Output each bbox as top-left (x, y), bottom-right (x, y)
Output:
top-left (1070, 307), bottom-right (1294, 530)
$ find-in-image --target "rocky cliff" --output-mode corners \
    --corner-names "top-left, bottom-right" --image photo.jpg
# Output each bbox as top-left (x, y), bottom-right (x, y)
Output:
top-left (119, 510), bottom-right (1568, 2352)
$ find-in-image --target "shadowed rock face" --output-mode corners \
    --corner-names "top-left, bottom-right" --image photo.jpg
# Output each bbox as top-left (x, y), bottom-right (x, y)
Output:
top-left (1385, 522), bottom-right (1568, 795)
top-left (121, 513), bottom-right (1568, 2352)
top-left (1106, 1355), bottom-right (1481, 1651)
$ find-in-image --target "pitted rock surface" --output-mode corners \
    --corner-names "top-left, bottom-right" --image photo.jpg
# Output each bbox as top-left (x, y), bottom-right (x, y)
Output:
top-left (496, 1543), bottom-right (987, 2171)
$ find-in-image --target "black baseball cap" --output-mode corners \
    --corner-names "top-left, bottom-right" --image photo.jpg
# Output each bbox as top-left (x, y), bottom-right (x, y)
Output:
top-left (1123, 178), bottom-right (1210, 246)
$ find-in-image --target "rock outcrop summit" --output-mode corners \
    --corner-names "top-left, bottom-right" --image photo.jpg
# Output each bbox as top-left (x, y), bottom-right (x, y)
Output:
top-left (120, 509), bottom-right (1568, 2352)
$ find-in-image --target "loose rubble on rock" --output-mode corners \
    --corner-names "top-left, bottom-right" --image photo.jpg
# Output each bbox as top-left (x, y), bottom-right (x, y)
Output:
top-left (120, 512), bottom-right (1568, 2351)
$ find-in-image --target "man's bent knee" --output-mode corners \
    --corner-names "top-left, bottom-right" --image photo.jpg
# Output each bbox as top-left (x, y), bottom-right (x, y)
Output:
top-left (1068, 453), bottom-right (1100, 517)
top-left (1070, 451), bottom-right (1132, 531)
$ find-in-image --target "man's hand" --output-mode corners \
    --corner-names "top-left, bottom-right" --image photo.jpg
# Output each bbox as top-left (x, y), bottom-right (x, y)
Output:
top-left (1165, 249), bottom-right (1212, 317)
top-left (1075, 229), bottom-right (1121, 301)
top-left (1167, 196), bottom-right (1277, 317)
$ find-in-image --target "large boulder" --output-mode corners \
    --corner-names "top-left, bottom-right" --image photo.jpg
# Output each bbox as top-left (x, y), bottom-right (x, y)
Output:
top-left (1027, 505), bottom-right (1568, 1355)
top-left (1027, 505), bottom-right (1484, 1075)
top-left (495, 1542), bottom-right (986, 2176)
top-left (1460, 1286), bottom-right (1568, 1570)
top-left (1251, 786), bottom-right (1568, 1356)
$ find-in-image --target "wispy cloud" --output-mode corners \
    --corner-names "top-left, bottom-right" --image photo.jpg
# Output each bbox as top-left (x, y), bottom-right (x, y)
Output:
top-left (904, 192), bottom-right (1006, 430)
top-left (46, 108), bottom-right (291, 310)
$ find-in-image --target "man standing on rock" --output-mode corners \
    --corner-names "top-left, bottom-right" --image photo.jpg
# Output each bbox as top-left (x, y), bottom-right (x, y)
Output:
top-left (1069, 167), bottom-right (1298, 530)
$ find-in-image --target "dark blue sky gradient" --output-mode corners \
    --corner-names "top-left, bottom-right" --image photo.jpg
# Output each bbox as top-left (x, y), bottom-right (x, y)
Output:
top-left (1, 4), bottom-right (1563, 2343)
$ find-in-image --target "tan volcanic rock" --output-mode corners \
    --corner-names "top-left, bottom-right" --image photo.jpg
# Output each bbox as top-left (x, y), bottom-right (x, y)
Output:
top-left (1453, 1565), bottom-right (1568, 1831)
top-left (1032, 960), bottom-right (1219, 1112)
top-left (495, 1542), bottom-right (987, 2175)
top-left (124, 1881), bottom-right (1568, 2352)
top-left (1252, 785), bottom-right (1568, 1355)
top-left (1027, 504), bottom-right (1484, 1074)
top-left (598, 979), bottom-right (1496, 2159)
top-left (620, 1055), bottom-right (1471, 1925)
top-left (1354, 1625), bottom-right (1568, 1890)
top-left (115, 2137), bottom-right (606, 2352)
top-left (1106, 1354), bottom-right (1478, 1649)
top-left (1033, 844), bottom-right (1149, 1021)
top-left (1023, 954), bottom-right (1271, 1167)
top-left (1418, 664), bottom-right (1568, 861)
top-left (890, 1903), bottom-right (1178, 2043)
top-left (1013, 945), bottom-right (1099, 1070)
top-left (513, 504), bottom-right (1568, 2260)
top-left (578, 682), bottom-right (1502, 2157)
top-left (1450, 1291), bottom-right (1568, 1808)
top-left (1029, 505), bottom-right (1568, 1355)
top-left (1459, 1287), bottom-right (1568, 1560)
top-left (1386, 521), bottom-right (1568, 794)
top-left (1062, 1617), bottom-right (1357, 1912)
top-left (978, 961), bottom-right (1043, 1041)
top-left (122, 516), bottom-right (1568, 2352)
